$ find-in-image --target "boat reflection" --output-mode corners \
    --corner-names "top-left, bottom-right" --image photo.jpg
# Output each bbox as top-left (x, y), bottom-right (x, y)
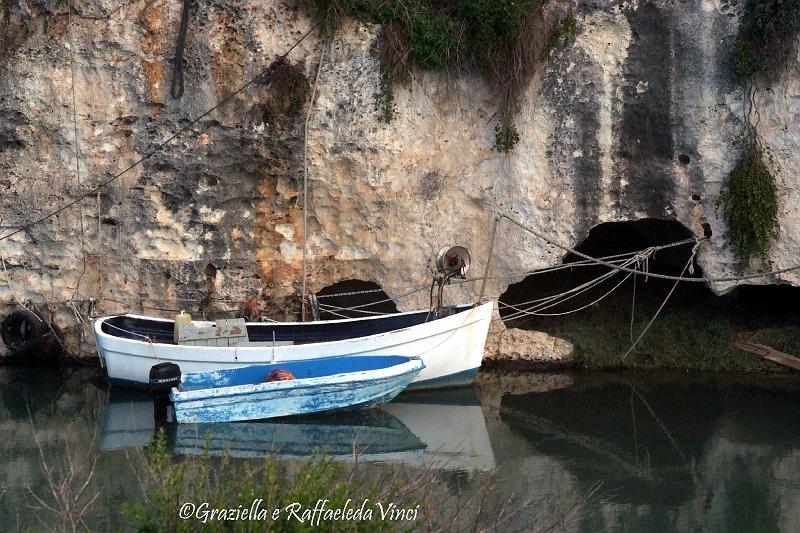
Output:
top-left (98, 389), bottom-right (495, 471)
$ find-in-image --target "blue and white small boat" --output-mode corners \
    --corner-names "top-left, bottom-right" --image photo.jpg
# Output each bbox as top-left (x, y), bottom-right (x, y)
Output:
top-left (170, 355), bottom-right (425, 423)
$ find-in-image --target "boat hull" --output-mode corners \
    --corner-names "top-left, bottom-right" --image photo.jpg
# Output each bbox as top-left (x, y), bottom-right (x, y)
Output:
top-left (94, 301), bottom-right (493, 390)
top-left (170, 357), bottom-right (424, 423)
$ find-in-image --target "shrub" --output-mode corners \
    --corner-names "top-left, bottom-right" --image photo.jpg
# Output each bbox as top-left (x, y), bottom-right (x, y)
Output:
top-left (715, 142), bottom-right (778, 272)
top-left (124, 431), bottom-right (397, 532)
top-left (733, 0), bottom-right (800, 85)
top-left (261, 58), bottom-right (311, 117)
top-left (300, 0), bottom-right (577, 142)
top-left (123, 429), bottom-right (536, 532)
top-left (494, 124), bottom-right (520, 153)
top-left (544, 8), bottom-right (576, 57)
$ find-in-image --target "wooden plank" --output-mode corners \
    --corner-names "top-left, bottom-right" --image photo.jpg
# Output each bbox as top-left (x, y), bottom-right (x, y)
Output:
top-left (735, 341), bottom-right (800, 372)
top-left (214, 319), bottom-right (249, 341)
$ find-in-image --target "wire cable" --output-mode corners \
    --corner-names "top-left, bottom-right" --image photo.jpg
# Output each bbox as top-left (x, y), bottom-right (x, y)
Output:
top-left (0, 24), bottom-right (317, 243)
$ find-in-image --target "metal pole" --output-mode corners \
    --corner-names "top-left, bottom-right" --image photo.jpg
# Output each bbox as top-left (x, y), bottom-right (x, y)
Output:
top-left (479, 216), bottom-right (500, 300)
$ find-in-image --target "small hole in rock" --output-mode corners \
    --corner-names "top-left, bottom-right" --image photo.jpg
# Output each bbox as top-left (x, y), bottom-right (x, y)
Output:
top-left (204, 263), bottom-right (217, 280)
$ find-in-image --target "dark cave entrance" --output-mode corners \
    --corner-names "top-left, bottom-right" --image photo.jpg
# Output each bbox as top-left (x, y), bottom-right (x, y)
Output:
top-left (314, 279), bottom-right (398, 320)
top-left (498, 219), bottom-right (800, 370)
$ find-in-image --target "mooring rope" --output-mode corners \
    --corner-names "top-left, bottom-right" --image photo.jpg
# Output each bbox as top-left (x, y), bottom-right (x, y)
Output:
top-left (495, 255), bottom-right (642, 321)
top-left (499, 213), bottom-right (800, 283)
top-left (0, 253), bottom-right (25, 309)
top-left (521, 255), bottom-right (646, 316)
top-left (67, 2), bottom-right (87, 304)
top-left (630, 261), bottom-right (638, 345)
top-left (301, 38), bottom-right (330, 319)
top-left (450, 240), bottom-right (695, 286)
top-left (527, 271), bottom-right (634, 317)
top-left (307, 235), bottom-right (700, 316)
top-left (479, 215), bottom-right (500, 299)
top-left (498, 270), bottom-right (634, 321)
top-left (317, 302), bottom-right (389, 316)
top-left (620, 239), bottom-right (699, 359)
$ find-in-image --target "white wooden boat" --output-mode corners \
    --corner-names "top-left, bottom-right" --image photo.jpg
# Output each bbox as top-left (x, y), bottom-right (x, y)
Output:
top-left (169, 355), bottom-right (424, 423)
top-left (93, 300), bottom-right (493, 390)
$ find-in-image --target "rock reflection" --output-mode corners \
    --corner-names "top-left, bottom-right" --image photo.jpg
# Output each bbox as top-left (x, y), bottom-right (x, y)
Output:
top-left (2, 367), bottom-right (800, 531)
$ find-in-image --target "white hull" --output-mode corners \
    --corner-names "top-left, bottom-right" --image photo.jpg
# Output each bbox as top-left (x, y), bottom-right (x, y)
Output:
top-left (93, 301), bottom-right (493, 390)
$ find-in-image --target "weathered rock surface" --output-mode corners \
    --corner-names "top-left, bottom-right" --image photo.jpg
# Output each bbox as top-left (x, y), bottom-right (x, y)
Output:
top-left (485, 327), bottom-right (575, 366)
top-left (1, 0), bottom-right (800, 358)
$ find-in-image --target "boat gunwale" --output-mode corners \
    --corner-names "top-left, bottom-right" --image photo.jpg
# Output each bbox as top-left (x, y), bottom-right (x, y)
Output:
top-left (94, 301), bottom-right (493, 354)
top-left (171, 358), bottom-right (425, 403)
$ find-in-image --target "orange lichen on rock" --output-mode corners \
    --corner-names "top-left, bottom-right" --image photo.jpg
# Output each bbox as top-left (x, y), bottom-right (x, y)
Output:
top-left (137, 0), bottom-right (167, 104)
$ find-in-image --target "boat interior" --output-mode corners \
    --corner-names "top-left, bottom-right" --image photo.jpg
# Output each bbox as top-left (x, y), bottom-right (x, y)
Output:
top-left (179, 355), bottom-right (414, 391)
top-left (100, 305), bottom-right (473, 345)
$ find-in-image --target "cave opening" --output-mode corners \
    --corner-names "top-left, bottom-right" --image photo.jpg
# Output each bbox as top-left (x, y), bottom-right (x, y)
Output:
top-left (314, 279), bottom-right (398, 320)
top-left (498, 219), bottom-right (800, 370)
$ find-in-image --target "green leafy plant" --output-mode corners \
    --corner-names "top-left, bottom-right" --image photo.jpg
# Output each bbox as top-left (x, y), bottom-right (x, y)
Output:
top-left (300, 0), bottom-right (577, 144)
top-left (494, 123), bottom-right (520, 153)
top-left (123, 429), bottom-right (530, 532)
top-left (124, 431), bottom-right (401, 532)
top-left (265, 58), bottom-right (311, 116)
top-left (377, 67), bottom-right (396, 123)
top-left (733, 0), bottom-right (800, 85)
top-left (544, 9), bottom-right (576, 57)
top-left (716, 141), bottom-right (778, 272)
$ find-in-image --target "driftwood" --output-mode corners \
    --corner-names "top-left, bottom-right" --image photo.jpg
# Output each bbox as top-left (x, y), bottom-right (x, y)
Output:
top-left (735, 341), bottom-right (800, 372)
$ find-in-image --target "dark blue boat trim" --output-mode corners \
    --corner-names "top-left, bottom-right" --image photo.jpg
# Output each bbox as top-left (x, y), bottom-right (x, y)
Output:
top-left (406, 367), bottom-right (479, 391)
top-left (101, 305), bottom-right (474, 346)
top-left (110, 365), bottom-right (479, 392)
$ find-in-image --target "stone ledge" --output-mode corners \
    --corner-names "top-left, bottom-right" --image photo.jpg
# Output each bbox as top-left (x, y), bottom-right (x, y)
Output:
top-left (484, 325), bottom-right (575, 365)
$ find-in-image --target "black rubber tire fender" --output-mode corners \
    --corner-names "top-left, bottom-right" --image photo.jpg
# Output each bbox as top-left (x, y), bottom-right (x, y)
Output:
top-left (1, 309), bottom-right (47, 354)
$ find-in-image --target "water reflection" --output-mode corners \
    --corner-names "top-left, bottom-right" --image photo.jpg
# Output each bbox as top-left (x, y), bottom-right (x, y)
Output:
top-left (3, 366), bottom-right (800, 531)
top-left (492, 373), bottom-right (800, 532)
top-left (98, 388), bottom-right (496, 471)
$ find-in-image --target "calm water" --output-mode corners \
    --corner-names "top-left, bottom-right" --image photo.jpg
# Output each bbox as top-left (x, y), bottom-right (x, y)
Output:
top-left (2, 366), bottom-right (800, 531)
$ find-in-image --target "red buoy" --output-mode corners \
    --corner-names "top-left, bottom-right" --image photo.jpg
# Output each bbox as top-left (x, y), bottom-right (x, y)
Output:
top-left (266, 369), bottom-right (295, 382)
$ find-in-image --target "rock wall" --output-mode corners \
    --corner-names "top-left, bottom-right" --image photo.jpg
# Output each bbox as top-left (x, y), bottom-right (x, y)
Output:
top-left (1, 0), bottom-right (799, 358)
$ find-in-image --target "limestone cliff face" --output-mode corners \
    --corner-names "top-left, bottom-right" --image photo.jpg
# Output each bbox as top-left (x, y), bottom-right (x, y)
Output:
top-left (1, 0), bottom-right (799, 357)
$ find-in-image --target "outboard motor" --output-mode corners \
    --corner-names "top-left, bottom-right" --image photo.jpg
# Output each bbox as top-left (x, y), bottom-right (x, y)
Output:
top-left (149, 362), bottom-right (181, 423)
top-left (149, 362), bottom-right (181, 393)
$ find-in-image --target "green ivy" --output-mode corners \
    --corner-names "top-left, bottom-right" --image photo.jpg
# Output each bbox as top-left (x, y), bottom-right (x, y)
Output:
top-left (544, 9), bottom-right (576, 57)
top-left (377, 66), bottom-right (396, 123)
top-left (408, 11), bottom-right (459, 70)
top-left (733, 0), bottom-right (800, 85)
top-left (715, 143), bottom-right (778, 272)
top-left (300, 0), bottom-right (577, 144)
top-left (494, 123), bottom-right (520, 153)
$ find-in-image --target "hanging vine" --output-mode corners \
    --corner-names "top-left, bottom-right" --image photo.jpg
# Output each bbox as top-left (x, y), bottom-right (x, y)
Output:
top-left (717, 0), bottom-right (800, 271)
top-left (300, 0), bottom-right (577, 151)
